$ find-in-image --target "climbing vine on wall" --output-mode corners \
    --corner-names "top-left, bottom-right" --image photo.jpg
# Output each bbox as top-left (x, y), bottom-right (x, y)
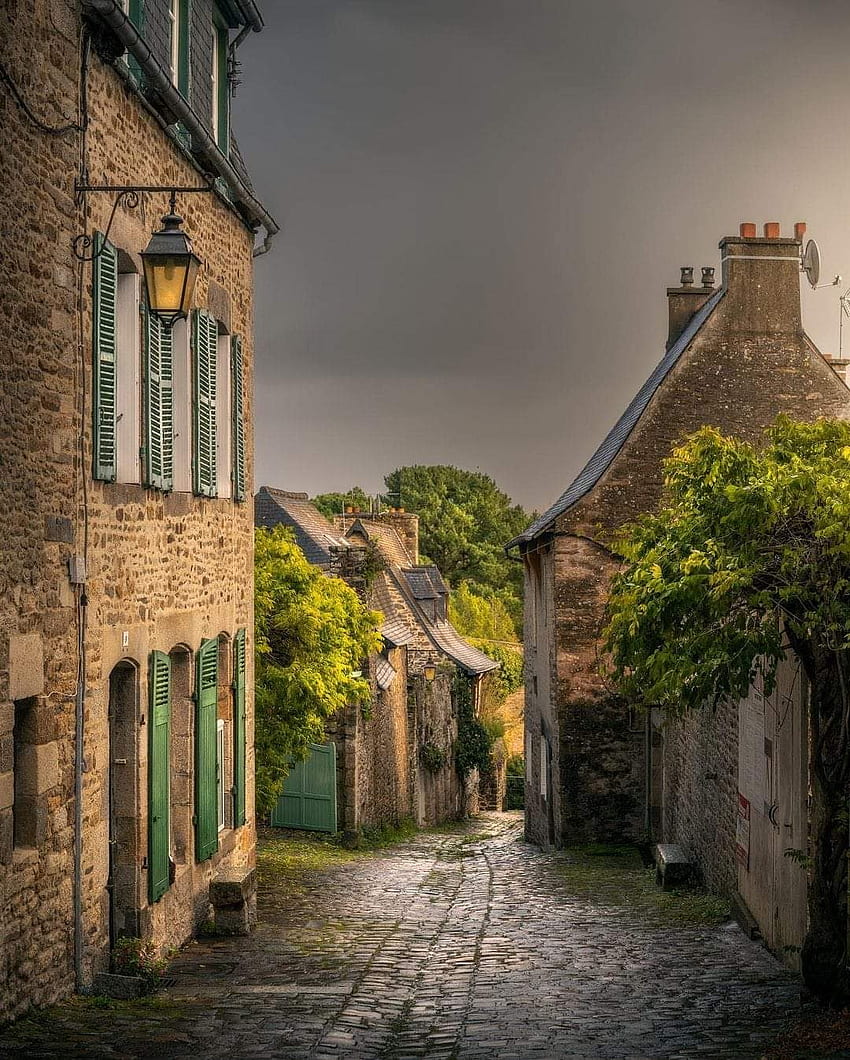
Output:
top-left (453, 670), bottom-right (492, 777)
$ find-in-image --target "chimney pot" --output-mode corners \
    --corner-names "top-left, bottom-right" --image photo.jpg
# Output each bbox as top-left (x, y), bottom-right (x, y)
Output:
top-left (740, 223), bottom-right (757, 238)
top-left (701, 266), bottom-right (715, 288)
top-left (794, 221), bottom-right (807, 241)
top-left (764, 222), bottom-right (780, 239)
top-left (680, 266), bottom-right (694, 287)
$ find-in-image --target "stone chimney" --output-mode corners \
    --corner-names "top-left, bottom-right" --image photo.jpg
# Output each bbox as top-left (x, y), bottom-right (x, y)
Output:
top-left (718, 221), bottom-right (804, 334)
top-left (667, 265), bottom-right (715, 349)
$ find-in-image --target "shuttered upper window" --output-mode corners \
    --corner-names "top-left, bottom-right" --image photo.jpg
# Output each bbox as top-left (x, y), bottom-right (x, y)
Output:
top-left (233, 627), bottom-right (247, 826)
top-left (93, 234), bottom-right (118, 482)
top-left (231, 335), bottom-right (246, 502)
top-left (148, 651), bottom-right (171, 904)
top-left (192, 310), bottom-right (218, 497)
top-left (143, 305), bottom-right (174, 491)
top-left (195, 637), bottom-right (219, 861)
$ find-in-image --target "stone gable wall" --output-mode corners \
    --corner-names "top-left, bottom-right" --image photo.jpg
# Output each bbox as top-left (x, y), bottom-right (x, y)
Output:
top-left (524, 229), bottom-right (850, 858)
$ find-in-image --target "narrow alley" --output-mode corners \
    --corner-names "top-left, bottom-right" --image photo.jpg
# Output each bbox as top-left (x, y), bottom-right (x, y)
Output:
top-left (0, 813), bottom-right (800, 1060)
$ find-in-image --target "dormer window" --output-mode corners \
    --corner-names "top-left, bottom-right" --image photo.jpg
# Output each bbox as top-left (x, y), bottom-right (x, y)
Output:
top-left (211, 13), bottom-right (229, 151)
top-left (169, 0), bottom-right (190, 97)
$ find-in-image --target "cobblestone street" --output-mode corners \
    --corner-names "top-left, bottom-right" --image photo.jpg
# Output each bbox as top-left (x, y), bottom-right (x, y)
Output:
top-left (0, 813), bottom-right (802, 1059)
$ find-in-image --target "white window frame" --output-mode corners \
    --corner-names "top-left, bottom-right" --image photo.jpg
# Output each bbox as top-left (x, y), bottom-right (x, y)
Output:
top-left (215, 329), bottom-right (232, 499)
top-left (217, 718), bottom-right (226, 832)
top-left (540, 738), bottom-right (548, 800)
top-left (116, 271), bottom-right (141, 484)
top-left (170, 319), bottom-right (192, 492)
top-left (169, 0), bottom-right (180, 87)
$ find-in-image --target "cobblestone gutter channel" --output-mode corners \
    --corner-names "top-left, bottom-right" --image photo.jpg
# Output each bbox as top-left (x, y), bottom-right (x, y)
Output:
top-left (0, 813), bottom-right (803, 1059)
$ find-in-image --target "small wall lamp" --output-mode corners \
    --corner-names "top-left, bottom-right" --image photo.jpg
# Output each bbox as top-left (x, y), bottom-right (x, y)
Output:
top-left (424, 663), bottom-right (437, 682)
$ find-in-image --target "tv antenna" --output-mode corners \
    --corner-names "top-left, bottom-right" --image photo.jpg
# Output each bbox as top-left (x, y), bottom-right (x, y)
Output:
top-left (839, 286), bottom-right (850, 359)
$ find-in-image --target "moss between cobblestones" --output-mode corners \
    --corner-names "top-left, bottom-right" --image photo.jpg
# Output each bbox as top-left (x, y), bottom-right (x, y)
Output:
top-left (556, 844), bottom-right (731, 926)
top-left (1, 994), bottom-right (187, 1048)
top-left (257, 819), bottom-right (422, 893)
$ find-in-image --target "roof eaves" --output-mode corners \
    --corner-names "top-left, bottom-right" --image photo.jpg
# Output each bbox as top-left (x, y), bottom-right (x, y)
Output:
top-left (507, 285), bottom-right (725, 548)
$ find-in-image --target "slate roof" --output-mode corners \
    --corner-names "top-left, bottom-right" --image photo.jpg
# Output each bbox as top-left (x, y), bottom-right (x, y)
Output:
top-left (375, 657), bottom-right (397, 691)
top-left (507, 286), bottom-right (726, 548)
top-left (380, 617), bottom-right (414, 647)
top-left (347, 519), bottom-right (413, 567)
top-left (425, 620), bottom-right (501, 675)
top-left (402, 567), bottom-right (441, 600)
top-left (255, 487), bottom-right (350, 567)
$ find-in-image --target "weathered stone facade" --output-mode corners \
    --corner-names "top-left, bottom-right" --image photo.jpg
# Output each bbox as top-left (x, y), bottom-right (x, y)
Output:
top-left (1, 0), bottom-right (273, 1022)
top-left (514, 223), bottom-right (850, 882)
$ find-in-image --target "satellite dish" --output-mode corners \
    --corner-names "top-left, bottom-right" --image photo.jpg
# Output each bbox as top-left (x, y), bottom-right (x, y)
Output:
top-left (802, 239), bottom-right (821, 288)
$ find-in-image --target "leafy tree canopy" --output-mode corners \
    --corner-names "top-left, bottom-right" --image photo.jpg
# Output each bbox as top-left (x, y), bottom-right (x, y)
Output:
top-left (449, 581), bottom-right (518, 643)
top-left (603, 416), bottom-right (850, 1006)
top-left (254, 526), bottom-right (382, 817)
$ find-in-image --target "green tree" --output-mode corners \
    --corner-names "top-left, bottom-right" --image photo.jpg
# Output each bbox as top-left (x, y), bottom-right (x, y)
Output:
top-left (312, 486), bottom-right (372, 520)
top-left (254, 526), bottom-right (382, 817)
top-left (385, 465), bottom-right (530, 632)
top-left (449, 581), bottom-right (518, 642)
top-left (603, 417), bottom-right (850, 1006)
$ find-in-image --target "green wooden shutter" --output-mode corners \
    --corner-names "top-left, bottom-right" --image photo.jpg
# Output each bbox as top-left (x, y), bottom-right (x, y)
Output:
top-left (93, 233), bottom-right (118, 482)
top-left (232, 628), bottom-right (247, 827)
top-left (195, 637), bottom-right (219, 861)
top-left (192, 310), bottom-right (218, 497)
top-left (126, 0), bottom-right (144, 83)
top-left (143, 306), bottom-right (174, 491)
top-left (231, 335), bottom-right (246, 502)
top-left (148, 651), bottom-right (171, 903)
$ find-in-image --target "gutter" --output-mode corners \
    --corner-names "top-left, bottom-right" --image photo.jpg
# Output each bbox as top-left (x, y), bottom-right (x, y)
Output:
top-left (82, 0), bottom-right (279, 256)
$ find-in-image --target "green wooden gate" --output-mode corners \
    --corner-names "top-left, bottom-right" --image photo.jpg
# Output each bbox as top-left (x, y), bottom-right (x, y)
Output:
top-left (271, 742), bottom-right (337, 833)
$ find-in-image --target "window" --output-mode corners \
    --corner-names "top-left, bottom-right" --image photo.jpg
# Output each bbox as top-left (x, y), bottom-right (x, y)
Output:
top-left (211, 16), bottom-right (229, 150)
top-left (217, 719), bottom-right (226, 832)
top-left (169, 0), bottom-right (190, 97)
top-left (117, 271), bottom-right (141, 484)
top-left (539, 737), bottom-right (548, 800)
top-left (171, 319), bottom-right (192, 492)
top-left (192, 310), bottom-right (218, 497)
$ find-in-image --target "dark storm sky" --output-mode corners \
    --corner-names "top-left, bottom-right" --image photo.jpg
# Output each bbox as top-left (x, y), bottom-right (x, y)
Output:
top-left (234, 0), bottom-right (850, 514)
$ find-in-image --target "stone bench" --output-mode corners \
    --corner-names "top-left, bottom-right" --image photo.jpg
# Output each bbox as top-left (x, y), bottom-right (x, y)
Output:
top-left (210, 866), bottom-right (257, 936)
top-left (654, 843), bottom-right (692, 890)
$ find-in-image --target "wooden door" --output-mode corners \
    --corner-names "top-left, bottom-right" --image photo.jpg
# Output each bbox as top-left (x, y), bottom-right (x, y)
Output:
top-left (737, 651), bottom-right (808, 967)
top-left (271, 742), bottom-right (338, 833)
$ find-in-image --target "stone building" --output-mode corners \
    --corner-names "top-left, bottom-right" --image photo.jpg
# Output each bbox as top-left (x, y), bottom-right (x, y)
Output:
top-left (1, 0), bottom-right (275, 1021)
top-left (508, 223), bottom-right (849, 953)
top-left (255, 489), bottom-right (498, 832)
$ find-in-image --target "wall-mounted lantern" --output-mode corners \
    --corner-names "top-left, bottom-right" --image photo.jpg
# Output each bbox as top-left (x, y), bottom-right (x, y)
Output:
top-left (424, 663), bottom-right (437, 682)
top-left (73, 183), bottom-right (210, 327)
top-left (140, 203), bottom-right (202, 326)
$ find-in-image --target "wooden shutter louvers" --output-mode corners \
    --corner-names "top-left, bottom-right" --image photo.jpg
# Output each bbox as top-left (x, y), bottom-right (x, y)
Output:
top-left (194, 637), bottom-right (219, 861)
top-left (93, 233), bottom-right (118, 481)
top-left (148, 651), bottom-right (171, 904)
top-left (192, 310), bottom-right (218, 497)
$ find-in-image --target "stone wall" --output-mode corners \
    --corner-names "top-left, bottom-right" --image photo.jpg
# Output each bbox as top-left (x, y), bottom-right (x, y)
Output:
top-left (0, 0), bottom-right (259, 1022)
top-left (662, 701), bottom-right (738, 895)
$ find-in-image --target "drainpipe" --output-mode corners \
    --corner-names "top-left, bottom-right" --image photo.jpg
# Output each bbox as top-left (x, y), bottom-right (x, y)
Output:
top-left (74, 589), bottom-right (88, 990)
top-left (644, 711), bottom-right (653, 837)
top-left (81, 0), bottom-right (279, 256)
